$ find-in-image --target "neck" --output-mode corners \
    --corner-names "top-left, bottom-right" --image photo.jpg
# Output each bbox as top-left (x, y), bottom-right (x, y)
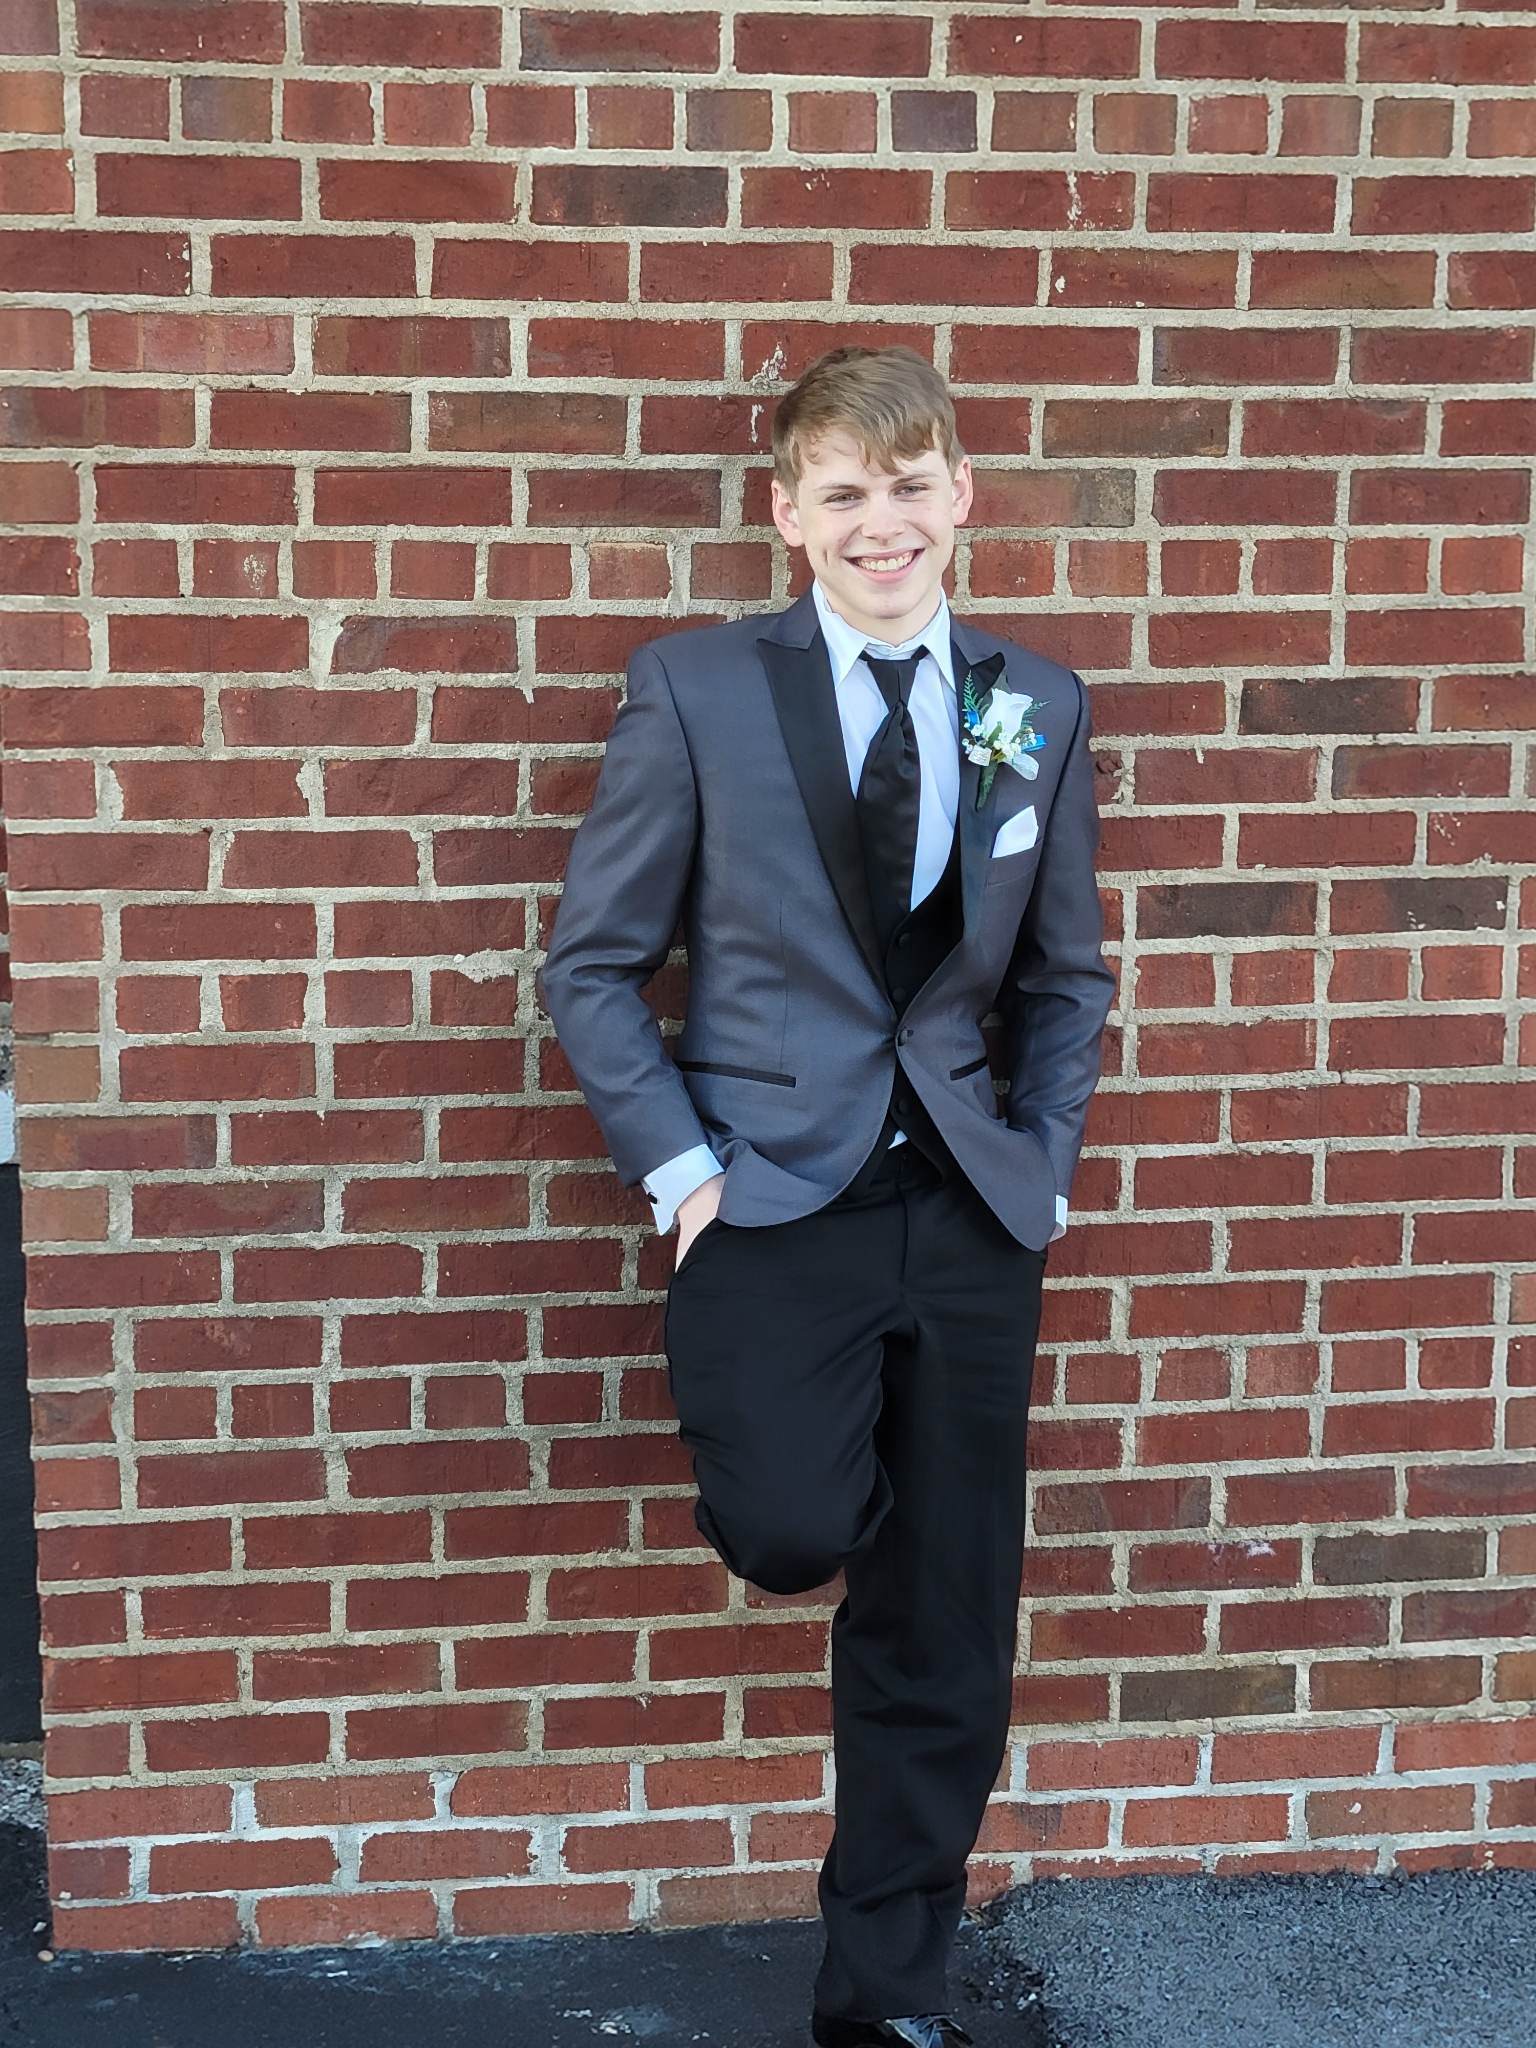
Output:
top-left (815, 578), bottom-right (945, 649)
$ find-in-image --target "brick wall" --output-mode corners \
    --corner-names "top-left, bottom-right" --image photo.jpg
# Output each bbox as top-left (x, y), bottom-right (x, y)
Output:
top-left (2, 0), bottom-right (1534, 1957)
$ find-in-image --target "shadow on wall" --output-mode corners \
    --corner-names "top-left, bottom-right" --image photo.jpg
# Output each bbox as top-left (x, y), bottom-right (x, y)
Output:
top-left (0, 1164), bottom-right (41, 1744)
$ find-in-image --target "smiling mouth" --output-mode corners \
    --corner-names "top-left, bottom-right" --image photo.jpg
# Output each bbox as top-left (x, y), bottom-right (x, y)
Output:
top-left (848, 548), bottom-right (920, 579)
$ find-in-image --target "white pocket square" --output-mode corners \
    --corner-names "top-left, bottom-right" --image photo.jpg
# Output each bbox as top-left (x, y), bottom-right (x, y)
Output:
top-left (990, 806), bottom-right (1039, 858)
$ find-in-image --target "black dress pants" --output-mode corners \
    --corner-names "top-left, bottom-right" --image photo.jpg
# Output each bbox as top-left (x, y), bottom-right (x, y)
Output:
top-left (661, 1137), bottom-right (1047, 2021)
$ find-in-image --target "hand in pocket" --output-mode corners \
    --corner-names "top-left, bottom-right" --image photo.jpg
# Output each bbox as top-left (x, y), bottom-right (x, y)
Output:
top-left (675, 1175), bottom-right (725, 1273)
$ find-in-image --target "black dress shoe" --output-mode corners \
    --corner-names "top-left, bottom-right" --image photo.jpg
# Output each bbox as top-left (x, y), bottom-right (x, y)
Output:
top-left (811, 2014), bottom-right (974, 2048)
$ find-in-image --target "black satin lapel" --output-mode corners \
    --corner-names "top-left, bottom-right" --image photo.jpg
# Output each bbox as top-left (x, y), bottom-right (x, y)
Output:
top-left (952, 634), bottom-right (1002, 936)
top-left (958, 751), bottom-right (997, 934)
top-left (759, 630), bottom-right (886, 989)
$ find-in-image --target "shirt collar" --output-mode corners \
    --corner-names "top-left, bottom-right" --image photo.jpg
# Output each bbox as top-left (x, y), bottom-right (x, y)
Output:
top-left (811, 578), bottom-right (955, 693)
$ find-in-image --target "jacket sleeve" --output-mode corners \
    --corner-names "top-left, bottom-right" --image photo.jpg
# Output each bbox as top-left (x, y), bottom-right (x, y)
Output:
top-left (999, 669), bottom-right (1116, 1201)
top-left (534, 639), bottom-right (715, 1188)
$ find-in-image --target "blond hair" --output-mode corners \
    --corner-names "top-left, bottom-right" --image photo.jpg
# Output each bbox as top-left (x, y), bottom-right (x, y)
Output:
top-left (771, 344), bottom-right (964, 495)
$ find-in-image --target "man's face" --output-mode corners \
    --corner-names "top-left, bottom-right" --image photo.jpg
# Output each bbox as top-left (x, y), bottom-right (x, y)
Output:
top-left (770, 426), bottom-right (974, 644)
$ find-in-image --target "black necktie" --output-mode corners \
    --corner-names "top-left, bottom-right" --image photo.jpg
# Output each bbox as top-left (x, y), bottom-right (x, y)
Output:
top-left (856, 646), bottom-right (926, 954)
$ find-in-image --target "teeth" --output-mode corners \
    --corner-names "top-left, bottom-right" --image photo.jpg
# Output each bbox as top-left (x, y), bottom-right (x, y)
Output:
top-left (856, 551), bottom-right (916, 571)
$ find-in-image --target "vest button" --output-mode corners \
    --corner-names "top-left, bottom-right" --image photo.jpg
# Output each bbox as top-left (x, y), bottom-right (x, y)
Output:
top-left (891, 986), bottom-right (908, 1005)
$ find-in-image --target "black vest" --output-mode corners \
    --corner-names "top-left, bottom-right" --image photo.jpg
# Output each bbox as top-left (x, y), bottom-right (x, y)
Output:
top-left (841, 815), bottom-right (966, 1195)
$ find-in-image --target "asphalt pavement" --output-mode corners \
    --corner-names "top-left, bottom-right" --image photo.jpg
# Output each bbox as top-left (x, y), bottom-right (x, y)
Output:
top-left (3, 1757), bottom-right (1532, 2046)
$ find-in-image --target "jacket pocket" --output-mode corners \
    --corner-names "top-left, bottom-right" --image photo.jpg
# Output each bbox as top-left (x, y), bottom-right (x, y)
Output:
top-left (675, 1059), bottom-right (797, 1087)
top-left (948, 1053), bottom-right (989, 1080)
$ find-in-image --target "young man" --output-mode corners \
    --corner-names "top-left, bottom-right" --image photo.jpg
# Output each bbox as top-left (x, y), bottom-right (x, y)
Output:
top-left (537, 346), bottom-right (1114, 2047)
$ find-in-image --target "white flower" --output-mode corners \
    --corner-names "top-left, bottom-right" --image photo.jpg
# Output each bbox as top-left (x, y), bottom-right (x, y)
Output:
top-left (962, 671), bottom-right (1048, 798)
top-left (978, 688), bottom-right (1039, 752)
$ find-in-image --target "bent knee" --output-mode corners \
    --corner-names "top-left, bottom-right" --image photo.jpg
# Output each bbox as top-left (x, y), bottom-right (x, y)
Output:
top-left (697, 1488), bottom-right (886, 1596)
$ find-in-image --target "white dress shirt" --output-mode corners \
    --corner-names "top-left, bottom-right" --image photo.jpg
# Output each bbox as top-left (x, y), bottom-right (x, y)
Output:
top-left (642, 579), bottom-right (1068, 1245)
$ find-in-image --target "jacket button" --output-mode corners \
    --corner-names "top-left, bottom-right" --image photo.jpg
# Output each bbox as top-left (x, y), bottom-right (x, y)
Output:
top-left (896, 1026), bottom-right (911, 1046)
top-left (896, 932), bottom-right (912, 947)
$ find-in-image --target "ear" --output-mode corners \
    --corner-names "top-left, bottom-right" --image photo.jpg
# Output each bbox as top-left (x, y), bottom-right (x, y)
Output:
top-left (770, 476), bottom-right (804, 549)
top-left (950, 454), bottom-right (975, 528)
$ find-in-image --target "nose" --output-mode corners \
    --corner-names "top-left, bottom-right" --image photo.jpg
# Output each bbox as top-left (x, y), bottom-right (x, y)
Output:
top-left (858, 496), bottom-right (907, 546)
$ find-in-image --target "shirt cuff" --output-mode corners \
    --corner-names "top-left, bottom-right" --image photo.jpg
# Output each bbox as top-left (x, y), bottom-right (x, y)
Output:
top-left (1050, 1194), bottom-right (1068, 1244)
top-left (642, 1144), bottom-right (726, 1235)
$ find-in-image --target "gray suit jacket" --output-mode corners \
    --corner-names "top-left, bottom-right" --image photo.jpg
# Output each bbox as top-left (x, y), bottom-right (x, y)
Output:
top-left (536, 586), bottom-right (1115, 1250)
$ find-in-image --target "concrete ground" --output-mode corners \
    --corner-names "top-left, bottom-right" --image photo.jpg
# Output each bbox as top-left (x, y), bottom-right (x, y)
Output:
top-left (3, 1759), bottom-right (1533, 2046)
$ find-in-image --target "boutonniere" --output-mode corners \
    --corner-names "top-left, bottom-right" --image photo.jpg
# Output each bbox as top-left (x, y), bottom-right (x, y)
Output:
top-left (961, 658), bottom-right (1047, 810)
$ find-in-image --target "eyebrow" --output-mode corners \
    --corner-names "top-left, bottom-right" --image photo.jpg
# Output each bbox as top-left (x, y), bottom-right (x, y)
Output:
top-left (814, 472), bottom-right (931, 497)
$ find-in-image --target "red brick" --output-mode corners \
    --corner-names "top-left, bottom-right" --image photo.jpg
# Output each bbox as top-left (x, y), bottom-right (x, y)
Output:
top-left (119, 1040), bottom-right (313, 1101)
top-left (1156, 21), bottom-right (1347, 83)
top-left (745, 168), bottom-right (930, 230)
top-left (431, 239), bottom-right (628, 302)
top-left (684, 87), bottom-right (769, 150)
top-left (144, 1712), bottom-right (330, 1773)
top-left (527, 467), bottom-right (719, 529)
top-left (1355, 176), bottom-right (1534, 238)
top-left (0, 534), bottom-right (76, 594)
top-left (151, 1835), bottom-right (335, 1892)
top-left (52, 1897), bottom-right (241, 1950)
top-left (90, 311), bottom-right (292, 374)
top-left (77, 0), bottom-right (282, 61)
top-left (520, 8), bottom-right (718, 72)
top-left (212, 234), bottom-right (414, 299)
top-left (950, 16), bottom-right (1140, 79)
top-left (2, 1), bottom-right (53, 56)
top-left (320, 160), bottom-right (516, 223)
top-left (48, 1784), bottom-right (232, 1844)
top-left (315, 466), bottom-right (510, 527)
top-left (360, 1828), bottom-right (531, 1882)
top-left (11, 827), bottom-right (204, 894)
top-left (0, 228), bottom-right (189, 293)
top-left (97, 153), bottom-right (298, 219)
top-left (0, 145), bottom-right (71, 211)
top-left (428, 390), bottom-right (625, 455)
top-left (485, 83), bottom-right (575, 147)
top-left (640, 241), bottom-right (824, 304)
top-left (108, 613), bottom-right (307, 673)
top-left (120, 900), bottom-right (314, 962)
top-left (1147, 172), bottom-right (1336, 234)
top-left (45, 1648), bottom-right (236, 1713)
top-left (2, 383), bottom-right (194, 449)
top-left (0, 611), bottom-right (88, 670)
top-left (192, 537), bottom-right (279, 597)
top-left (734, 12), bottom-right (928, 75)
top-left (211, 391), bottom-right (409, 452)
top-left (182, 73), bottom-right (272, 142)
top-left (292, 540), bottom-right (377, 596)
top-left (1361, 25), bottom-right (1536, 86)
top-left (282, 78), bottom-right (372, 143)
top-left (533, 164), bottom-right (727, 228)
top-left (1046, 249), bottom-right (1238, 311)
top-left (529, 318), bottom-right (722, 380)
top-left (383, 81), bottom-right (472, 146)
top-left (79, 72), bottom-right (168, 137)
top-left (300, 2), bottom-right (500, 66)
top-left (0, 69), bottom-right (63, 131)
top-left (1449, 251), bottom-right (1536, 310)
top-left (346, 1700), bottom-right (526, 1762)
top-left (314, 315), bottom-right (508, 377)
